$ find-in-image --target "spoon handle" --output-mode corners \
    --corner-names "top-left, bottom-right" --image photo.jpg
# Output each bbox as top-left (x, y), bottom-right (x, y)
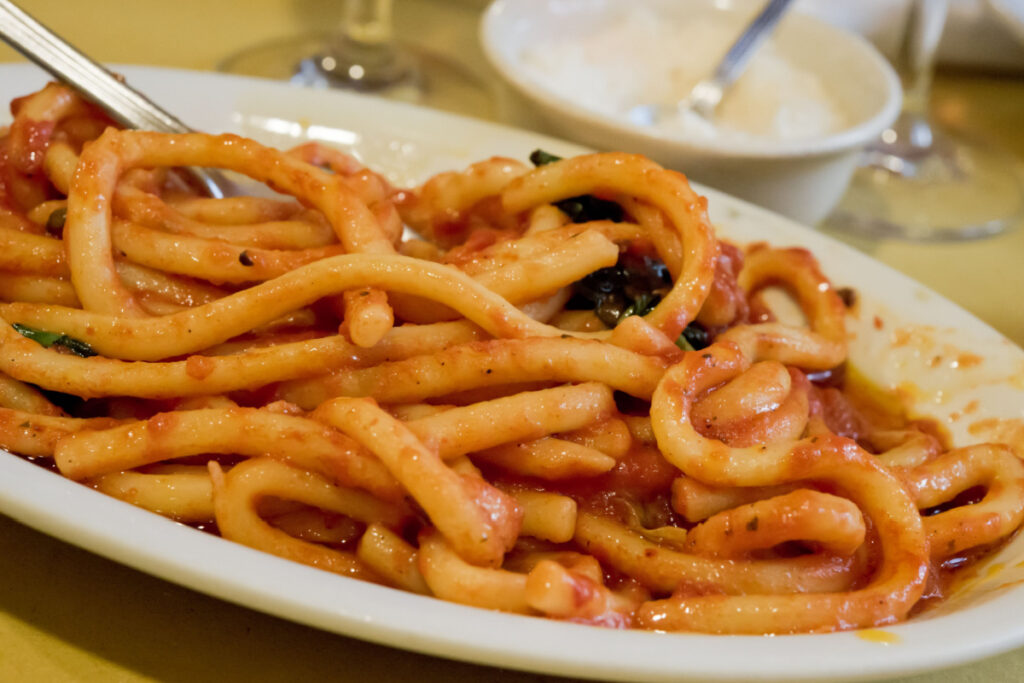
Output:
top-left (712, 0), bottom-right (795, 88)
top-left (0, 0), bottom-right (230, 197)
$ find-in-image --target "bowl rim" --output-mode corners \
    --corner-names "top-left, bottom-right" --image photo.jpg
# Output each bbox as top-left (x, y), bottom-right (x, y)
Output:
top-left (479, 0), bottom-right (904, 160)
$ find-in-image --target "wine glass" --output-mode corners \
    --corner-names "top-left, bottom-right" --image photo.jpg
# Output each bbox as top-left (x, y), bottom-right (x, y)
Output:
top-left (824, 0), bottom-right (1024, 240)
top-left (218, 0), bottom-right (495, 118)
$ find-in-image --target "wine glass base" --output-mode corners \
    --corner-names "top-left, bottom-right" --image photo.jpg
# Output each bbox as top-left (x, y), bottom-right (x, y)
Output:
top-left (824, 127), bottom-right (1024, 241)
top-left (218, 33), bottom-right (497, 120)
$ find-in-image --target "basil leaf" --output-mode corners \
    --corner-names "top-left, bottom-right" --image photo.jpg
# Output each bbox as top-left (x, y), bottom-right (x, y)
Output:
top-left (675, 335), bottom-right (696, 352)
top-left (675, 322), bottom-right (711, 352)
top-left (529, 149), bottom-right (563, 166)
top-left (554, 195), bottom-right (624, 224)
top-left (529, 149), bottom-right (623, 223)
top-left (13, 323), bottom-right (97, 358)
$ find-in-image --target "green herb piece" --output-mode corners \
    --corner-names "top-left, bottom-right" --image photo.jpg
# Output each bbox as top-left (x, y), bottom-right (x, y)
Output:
top-left (570, 253), bottom-right (672, 328)
top-left (631, 293), bottom-right (656, 317)
top-left (836, 287), bottom-right (856, 308)
top-left (554, 195), bottom-right (624, 224)
top-left (593, 294), bottom-right (627, 327)
top-left (13, 323), bottom-right (97, 357)
top-left (45, 207), bottom-right (67, 236)
top-left (675, 335), bottom-right (696, 352)
top-left (679, 322), bottom-right (710, 350)
top-left (674, 322), bottom-right (711, 352)
top-left (528, 149), bottom-right (562, 166)
top-left (529, 149), bottom-right (623, 223)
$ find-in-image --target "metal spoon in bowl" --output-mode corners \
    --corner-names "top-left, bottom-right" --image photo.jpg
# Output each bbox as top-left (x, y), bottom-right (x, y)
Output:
top-left (0, 0), bottom-right (231, 198)
top-left (627, 0), bottom-right (796, 127)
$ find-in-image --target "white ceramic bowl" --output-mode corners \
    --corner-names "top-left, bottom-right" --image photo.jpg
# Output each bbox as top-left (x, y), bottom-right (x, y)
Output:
top-left (480, 0), bottom-right (902, 226)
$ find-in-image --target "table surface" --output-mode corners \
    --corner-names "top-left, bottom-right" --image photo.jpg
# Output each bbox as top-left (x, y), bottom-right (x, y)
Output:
top-left (2, 1), bottom-right (1024, 681)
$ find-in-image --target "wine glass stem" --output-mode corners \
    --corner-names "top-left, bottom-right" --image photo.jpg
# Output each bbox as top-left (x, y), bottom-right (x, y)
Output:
top-left (339, 0), bottom-right (394, 49)
top-left (896, 0), bottom-right (949, 118)
top-left (323, 0), bottom-right (409, 89)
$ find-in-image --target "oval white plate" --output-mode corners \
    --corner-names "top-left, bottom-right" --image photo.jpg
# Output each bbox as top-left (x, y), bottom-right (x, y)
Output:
top-left (3, 64), bottom-right (1024, 683)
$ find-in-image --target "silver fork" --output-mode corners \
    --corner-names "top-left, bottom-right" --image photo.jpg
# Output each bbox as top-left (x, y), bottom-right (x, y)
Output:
top-left (628, 0), bottom-right (796, 127)
top-left (0, 0), bottom-right (231, 197)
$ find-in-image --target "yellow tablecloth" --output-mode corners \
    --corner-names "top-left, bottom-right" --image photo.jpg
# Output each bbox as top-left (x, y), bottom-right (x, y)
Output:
top-left (2, 1), bottom-right (1024, 681)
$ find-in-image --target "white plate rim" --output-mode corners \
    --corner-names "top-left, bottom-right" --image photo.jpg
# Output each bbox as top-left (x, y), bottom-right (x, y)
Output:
top-left (2, 63), bottom-right (1024, 682)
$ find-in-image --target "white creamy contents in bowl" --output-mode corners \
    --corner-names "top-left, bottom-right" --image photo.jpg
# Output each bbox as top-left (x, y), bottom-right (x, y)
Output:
top-left (519, 7), bottom-right (848, 142)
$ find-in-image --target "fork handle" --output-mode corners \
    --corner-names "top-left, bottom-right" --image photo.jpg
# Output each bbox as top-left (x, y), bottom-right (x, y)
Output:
top-left (0, 0), bottom-right (231, 197)
top-left (0, 0), bottom-right (192, 133)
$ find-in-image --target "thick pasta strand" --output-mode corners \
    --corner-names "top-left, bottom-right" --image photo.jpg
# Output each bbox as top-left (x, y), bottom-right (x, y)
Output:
top-left (0, 372), bottom-right (65, 415)
top-left (279, 337), bottom-right (667, 407)
top-left (314, 397), bottom-right (522, 567)
top-left (574, 512), bottom-right (860, 596)
top-left (88, 466), bottom-right (215, 523)
top-left (53, 407), bottom-right (401, 501)
top-left (901, 444), bottom-right (1024, 559)
top-left (0, 253), bottom-right (596, 361)
top-left (500, 153), bottom-right (718, 339)
top-left (642, 344), bottom-right (929, 633)
top-left (209, 458), bottom-right (388, 582)
top-left (0, 408), bottom-right (123, 457)
top-left (114, 185), bottom-right (338, 249)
